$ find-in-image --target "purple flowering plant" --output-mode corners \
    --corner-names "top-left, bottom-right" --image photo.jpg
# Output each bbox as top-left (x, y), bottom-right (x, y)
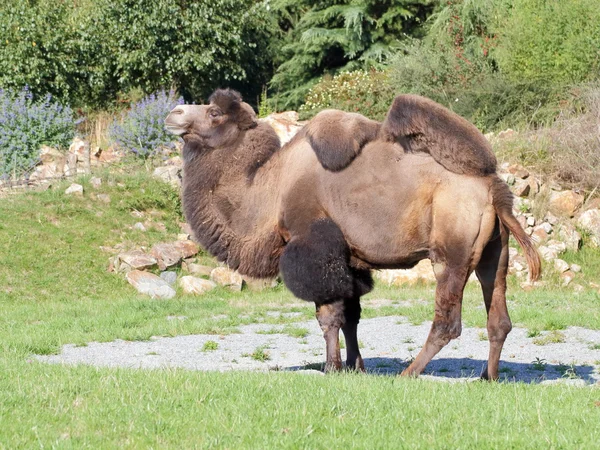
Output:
top-left (0, 86), bottom-right (76, 180)
top-left (108, 89), bottom-right (184, 159)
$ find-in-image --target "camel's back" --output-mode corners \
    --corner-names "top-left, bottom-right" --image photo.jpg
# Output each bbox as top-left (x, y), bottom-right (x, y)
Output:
top-left (313, 140), bottom-right (493, 267)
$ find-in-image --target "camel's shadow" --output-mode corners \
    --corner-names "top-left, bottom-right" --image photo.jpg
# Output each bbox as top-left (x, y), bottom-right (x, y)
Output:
top-left (289, 357), bottom-right (597, 384)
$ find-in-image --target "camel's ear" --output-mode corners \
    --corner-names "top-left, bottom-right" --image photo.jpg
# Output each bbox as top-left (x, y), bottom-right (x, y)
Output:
top-left (306, 110), bottom-right (380, 172)
top-left (208, 88), bottom-right (257, 130)
top-left (381, 94), bottom-right (496, 175)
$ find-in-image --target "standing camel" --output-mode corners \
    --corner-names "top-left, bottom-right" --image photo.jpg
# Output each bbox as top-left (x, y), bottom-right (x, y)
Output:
top-left (164, 89), bottom-right (541, 379)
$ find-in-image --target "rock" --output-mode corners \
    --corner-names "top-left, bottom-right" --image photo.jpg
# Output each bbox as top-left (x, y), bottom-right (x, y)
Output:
top-left (375, 260), bottom-right (436, 286)
top-left (260, 112), bottom-right (304, 145)
top-left (96, 146), bottom-right (123, 164)
top-left (90, 177), bottom-right (102, 189)
top-left (537, 246), bottom-right (558, 262)
top-left (153, 166), bottom-right (181, 188)
top-left (179, 276), bottom-right (217, 295)
top-left (126, 270), bottom-right (176, 299)
top-left (210, 267), bottom-right (244, 291)
top-left (133, 222), bottom-right (146, 232)
top-left (544, 211), bottom-right (559, 225)
top-left (548, 190), bottom-right (584, 217)
top-left (577, 209), bottom-right (600, 247)
top-left (557, 223), bottom-right (581, 251)
top-left (520, 280), bottom-right (546, 291)
top-left (97, 194), bottom-right (111, 204)
top-left (151, 243), bottom-right (183, 270)
top-left (243, 276), bottom-right (279, 291)
top-left (561, 270), bottom-right (576, 286)
top-left (553, 259), bottom-right (570, 273)
top-left (184, 263), bottom-right (214, 277)
top-left (172, 240), bottom-right (200, 259)
top-left (546, 240), bottom-right (567, 254)
top-left (572, 284), bottom-right (584, 293)
top-left (511, 179), bottom-right (530, 198)
top-left (117, 250), bottom-right (157, 271)
top-left (164, 156), bottom-right (183, 167)
top-left (177, 233), bottom-right (190, 241)
top-left (499, 173), bottom-right (516, 186)
top-left (527, 177), bottom-right (540, 195)
top-left (160, 271), bottom-right (178, 286)
top-left (64, 183), bottom-right (83, 196)
top-left (526, 216), bottom-right (536, 227)
top-left (570, 264), bottom-right (582, 273)
top-left (531, 226), bottom-right (548, 244)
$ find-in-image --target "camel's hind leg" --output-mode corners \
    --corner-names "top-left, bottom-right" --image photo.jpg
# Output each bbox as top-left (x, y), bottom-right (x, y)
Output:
top-left (475, 222), bottom-right (512, 380)
top-left (341, 296), bottom-right (364, 371)
top-left (401, 259), bottom-right (470, 377)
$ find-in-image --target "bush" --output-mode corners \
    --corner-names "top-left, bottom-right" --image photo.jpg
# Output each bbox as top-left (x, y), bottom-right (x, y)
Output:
top-left (108, 90), bottom-right (183, 159)
top-left (299, 70), bottom-right (396, 120)
top-left (493, 0), bottom-right (600, 85)
top-left (0, 87), bottom-right (76, 180)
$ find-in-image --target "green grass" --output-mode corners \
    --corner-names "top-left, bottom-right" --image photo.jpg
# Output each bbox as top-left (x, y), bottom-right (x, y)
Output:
top-left (202, 340), bottom-right (219, 352)
top-left (2, 168), bottom-right (600, 447)
top-left (1, 362), bottom-right (599, 449)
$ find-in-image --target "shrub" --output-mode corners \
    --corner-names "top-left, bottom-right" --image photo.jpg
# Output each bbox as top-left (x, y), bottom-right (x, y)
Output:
top-left (299, 70), bottom-right (396, 120)
top-left (0, 87), bottom-right (76, 180)
top-left (492, 0), bottom-right (600, 85)
top-left (108, 90), bottom-right (183, 159)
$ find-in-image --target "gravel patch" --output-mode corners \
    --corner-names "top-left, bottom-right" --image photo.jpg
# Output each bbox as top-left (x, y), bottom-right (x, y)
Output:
top-left (36, 316), bottom-right (600, 384)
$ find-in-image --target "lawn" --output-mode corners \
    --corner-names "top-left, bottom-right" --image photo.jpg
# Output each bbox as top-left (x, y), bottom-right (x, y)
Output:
top-left (1, 170), bottom-right (599, 448)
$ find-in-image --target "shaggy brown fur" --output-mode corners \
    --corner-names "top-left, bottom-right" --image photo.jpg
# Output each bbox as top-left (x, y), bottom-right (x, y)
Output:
top-left (165, 88), bottom-right (541, 379)
top-left (304, 110), bottom-right (381, 171)
top-left (381, 94), bottom-right (497, 175)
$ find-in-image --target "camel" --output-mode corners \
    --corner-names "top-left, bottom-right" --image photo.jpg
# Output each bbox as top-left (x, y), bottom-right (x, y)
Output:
top-left (164, 89), bottom-right (541, 379)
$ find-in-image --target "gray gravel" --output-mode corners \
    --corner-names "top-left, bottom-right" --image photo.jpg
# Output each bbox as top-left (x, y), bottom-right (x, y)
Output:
top-left (36, 316), bottom-right (600, 385)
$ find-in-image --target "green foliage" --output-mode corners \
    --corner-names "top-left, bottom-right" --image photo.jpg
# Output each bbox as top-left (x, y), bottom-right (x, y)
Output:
top-left (493, 0), bottom-right (600, 85)
top-left (268, 0), bottom-right (435, 110)
top-left (299, 70), bottom-right (395, 120)
top-left (94, 0), bottom-right (276, 104)
top-left (0, 0), bottom-right (276, 108)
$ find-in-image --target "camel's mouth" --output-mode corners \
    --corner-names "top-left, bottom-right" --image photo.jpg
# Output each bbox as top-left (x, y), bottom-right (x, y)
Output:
top-left (164, 124), bottom-right (189, 136)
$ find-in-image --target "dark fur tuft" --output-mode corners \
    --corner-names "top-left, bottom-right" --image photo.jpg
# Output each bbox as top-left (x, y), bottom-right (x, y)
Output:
top-left (209, 88), bottom-right (257, 130)
top-left (279, 219), bottom-right (373, 304)
top-left (381, 94), bottom-right (497, 176)
top-left (305, 110), bottom-right (380, 172)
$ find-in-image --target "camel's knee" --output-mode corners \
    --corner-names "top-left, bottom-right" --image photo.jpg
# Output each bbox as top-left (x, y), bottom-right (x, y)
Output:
top-left (316, 301), bottom-right (345, 333)
top-left (431, 317), bottom-right (462, 344)
top-left (279, 219), bottom-right (373, 303)
top-left (488, 317), bottom-right (512, 342)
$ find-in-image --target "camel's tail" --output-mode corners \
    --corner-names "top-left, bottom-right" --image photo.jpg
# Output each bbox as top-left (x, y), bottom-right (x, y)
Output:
top-left (490, 175), bottom-right (542, 281)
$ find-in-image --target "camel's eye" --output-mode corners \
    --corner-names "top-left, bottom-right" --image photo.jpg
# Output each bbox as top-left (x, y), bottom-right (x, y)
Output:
top-left (209, 109), bottom-right (221, 118)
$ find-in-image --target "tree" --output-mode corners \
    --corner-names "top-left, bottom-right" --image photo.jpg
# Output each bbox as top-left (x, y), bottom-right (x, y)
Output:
top-left (268, 0), bottom-right (435, 110)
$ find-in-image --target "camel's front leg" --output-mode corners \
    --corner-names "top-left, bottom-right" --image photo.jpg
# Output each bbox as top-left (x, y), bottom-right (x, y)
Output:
top-left (316, 302), bottom-right (344, 372)
top-left (341, 296), bottom-right (364, 371)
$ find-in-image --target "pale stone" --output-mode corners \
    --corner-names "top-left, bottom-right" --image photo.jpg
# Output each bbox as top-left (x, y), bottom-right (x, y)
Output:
top-left (526, 216), bottom-right (536, 227)
top-left (527, 177), bottom-right (540, 195)
top-left (260, 112), bottom-right (304, 145)
top-left (561, 271), bottom-right (576, 287)
top-left (65, 183), bottom-right (83, 196)
top-left (153, 166), bottom-right (181, 188)
top-left (375, 260), bottom-right (437, 286)
top-left (172, 240), bottom-right (199, 259)
top-left (499, 173), bottom-right (516, 185)
top-left (498, 129), bottom-right (515, 140)
top-left (570, 264), bottom-right (582, 273)
top-left (151, 243), bottom-right (183, 270)
top-left (133, 222), bottom-right (146, 232)
top-left (553, 259), bottom-right (570, 273)
top-left (97, 194), bottom-right (111, 204)
top-left (90, 177), bottom-right (102, 189)
top-left (537, 246), bottom-right (558, 262)
top-left (572, 284), bottom-right (584, 293)
top-left (544, 211), bottom-right (559, 225)
top-left (117, 250), bottom-right (157, 271)
top-left (126, 270), bottom-right (176, 299)
top-left (511, 179), bottom-right (530, 198)
top-left (531, 227), bottom-right (548, 244)
top-left (210, 267), bottom-right (244, 291)
top-left (179, 276), bottom-right (217, 295)
top-left (548, 190), bottom-right (584, 217)
top-left (577, 209), bottom-right (600, 247)
top-left (177, 233), bottom-right (190, 241)
top-left (546, 239), bottom-right (567, 254)
top-left (160, 271), bottom-right (178, 286)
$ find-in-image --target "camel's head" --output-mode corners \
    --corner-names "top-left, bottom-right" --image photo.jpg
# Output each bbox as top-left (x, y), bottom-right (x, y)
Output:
top-left (165, 88), bottom-right (257, 149)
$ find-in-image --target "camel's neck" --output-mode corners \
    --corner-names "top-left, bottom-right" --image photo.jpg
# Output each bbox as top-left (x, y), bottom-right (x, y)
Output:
top-left (181, 125), bottom-right (286, 278)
